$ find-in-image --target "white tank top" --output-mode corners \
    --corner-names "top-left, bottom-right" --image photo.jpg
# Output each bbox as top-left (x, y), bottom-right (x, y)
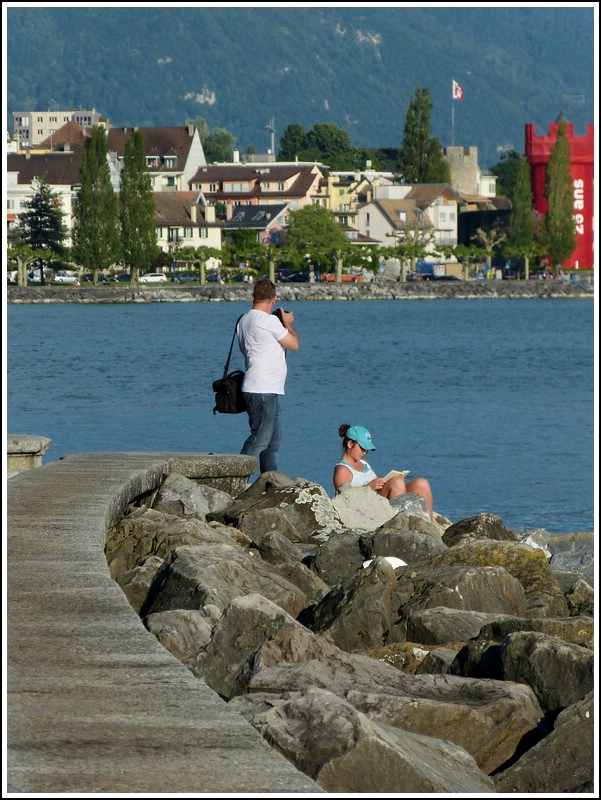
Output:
top-left (335, 459), bottom-right (377, 488)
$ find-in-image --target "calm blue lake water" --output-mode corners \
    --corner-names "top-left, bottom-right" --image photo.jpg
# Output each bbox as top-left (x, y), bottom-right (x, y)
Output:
top-left (7, 298), bottom-right (595, 534)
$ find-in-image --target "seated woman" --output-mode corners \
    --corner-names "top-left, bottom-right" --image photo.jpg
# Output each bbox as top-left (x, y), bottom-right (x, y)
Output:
top-left (333, 423), bottom-right (434, 516)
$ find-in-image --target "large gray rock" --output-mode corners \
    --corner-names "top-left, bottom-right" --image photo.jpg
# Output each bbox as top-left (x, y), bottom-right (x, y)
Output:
top-left (405, 606), bottom-right (520, 646)
top-left (300, 557), bottom-right (398, 651)
top-left (392, 565), bottom-right (527, 641)
top-left (245, 629), bottom-right (543, 773)
top-left (450, 630), bottom-right (594, 714)
top-left (232, 687), bottom-right (496, 793)
top-left (151, 473), bottom-right (232, 520)
top-left (145, 609), bottom-right (213, 661)
top-left (106, 506), bottom-right (244, 580)
top-left (310, 530), bottom-right (367, 585)
top-left (366, 526), bottom-right (448, 564)
top-left (186, 594), bottom-right (298, 699)
top-left (141, 543), bottom-right (308, 620)
top-left (117, 554), bottom-right (164, 613)
top-left (209, 473), bottom-right (342, 544)
top-left (414, 539), bottom-right (570, 618)
top-left (442, 512), bottom-right (517, 547)
top-left (330, 485), bottom-right (397, 530)
top-left (476, 615), bottom-right (595, 649)
top-left (493, 691), bottom-right (594, 793)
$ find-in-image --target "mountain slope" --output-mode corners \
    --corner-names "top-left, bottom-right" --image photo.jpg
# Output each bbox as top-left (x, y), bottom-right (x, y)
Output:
top-left (6, 6), bottom-right (595, 167)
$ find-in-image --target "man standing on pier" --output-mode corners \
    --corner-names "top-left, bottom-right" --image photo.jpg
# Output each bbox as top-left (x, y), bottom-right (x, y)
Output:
top-left (236, 279), bottom-right (299, 474)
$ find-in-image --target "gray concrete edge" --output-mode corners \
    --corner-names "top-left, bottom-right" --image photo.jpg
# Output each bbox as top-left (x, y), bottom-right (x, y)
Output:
top-left (6, 452), bottom-right (323, 795)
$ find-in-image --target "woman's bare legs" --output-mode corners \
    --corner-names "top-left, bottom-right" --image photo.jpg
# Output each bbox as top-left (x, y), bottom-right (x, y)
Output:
top-left (379, 475), bottom-right (433, 516)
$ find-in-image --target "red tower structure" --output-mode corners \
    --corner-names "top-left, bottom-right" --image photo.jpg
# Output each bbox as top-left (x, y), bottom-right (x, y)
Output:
top-left (525, 114), bottom-right (594, 270)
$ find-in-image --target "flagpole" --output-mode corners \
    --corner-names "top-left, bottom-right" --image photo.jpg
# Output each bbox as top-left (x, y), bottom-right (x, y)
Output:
top-left (451, 81), bottom-right (455, 145)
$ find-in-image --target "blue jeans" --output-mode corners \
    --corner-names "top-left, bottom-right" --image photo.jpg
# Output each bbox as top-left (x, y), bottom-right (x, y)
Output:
top-left (240, 393), bottom-right (282, 473)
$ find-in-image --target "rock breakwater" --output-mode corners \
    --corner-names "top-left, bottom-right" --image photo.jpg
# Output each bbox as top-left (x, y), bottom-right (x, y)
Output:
top-left (7, 277), bottom-right (594, 304)
top-left (107, 470), bottom-right (594, 794)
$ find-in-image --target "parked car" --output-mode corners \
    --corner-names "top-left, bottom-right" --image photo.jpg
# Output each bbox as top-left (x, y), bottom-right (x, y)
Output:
top-left (174, 271), bottom-right (198, 283)
top-left (52, 272), bottom-right (80, 285)
top-left (206, 272), bottom-right (221, 283)
top-left (116, 273), bottom-right (131, 283)
top-left (139, 272), bottom-right (168, 283)
top-left (81, 272), bottom-right (106, 283)
top-left (285, 271), bottom-right (310, 282)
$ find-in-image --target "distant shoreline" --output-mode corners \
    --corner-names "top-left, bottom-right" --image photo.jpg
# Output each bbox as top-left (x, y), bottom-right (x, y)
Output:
top-left (6, 278), bottom-right (595, 304)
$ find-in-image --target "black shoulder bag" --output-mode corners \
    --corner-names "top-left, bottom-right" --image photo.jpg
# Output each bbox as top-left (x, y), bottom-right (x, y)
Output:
top-left (212, 315), bottom-right (247, 414)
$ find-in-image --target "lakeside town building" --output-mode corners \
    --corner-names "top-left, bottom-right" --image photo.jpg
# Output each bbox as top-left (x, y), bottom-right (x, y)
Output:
top-left (6, 110), bottom-right (594, 272)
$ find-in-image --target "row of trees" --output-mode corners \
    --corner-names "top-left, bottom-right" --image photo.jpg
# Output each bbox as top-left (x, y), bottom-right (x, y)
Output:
top-left (9, 125), bottom-right (159, 286)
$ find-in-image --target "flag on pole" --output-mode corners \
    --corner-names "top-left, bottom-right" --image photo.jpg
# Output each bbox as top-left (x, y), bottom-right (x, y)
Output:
top-left (452, 80), bottom-right (464, 101)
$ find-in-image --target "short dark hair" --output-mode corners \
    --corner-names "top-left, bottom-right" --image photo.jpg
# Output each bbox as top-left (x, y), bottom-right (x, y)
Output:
top-left (253, 279), bottom-right (276, 302)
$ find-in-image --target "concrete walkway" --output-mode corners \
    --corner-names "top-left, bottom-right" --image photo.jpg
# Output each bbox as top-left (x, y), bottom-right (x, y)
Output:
top-left (6, 452), bottom-right (323, 794)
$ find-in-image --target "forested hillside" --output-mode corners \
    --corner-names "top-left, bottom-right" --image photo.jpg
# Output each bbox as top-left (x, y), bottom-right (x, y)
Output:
top-left (6, 5), bottom-right (594, 167)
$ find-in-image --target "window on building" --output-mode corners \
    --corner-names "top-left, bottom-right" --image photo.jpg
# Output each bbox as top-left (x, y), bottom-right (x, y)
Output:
top-left (278, 182), bottom-right (285, 191)
top-left (439, 212), bottom-right (446, 222)
top-left (199, 228), bottom-right (207, 239)
top-left (397, 211), bottom-right (406, 222)
top-left (450, 212), bottom-right (456, 222)
top-left (209, 183), bottom-right (218, 192)
top-left (224, 182), bottom-right (249, 193)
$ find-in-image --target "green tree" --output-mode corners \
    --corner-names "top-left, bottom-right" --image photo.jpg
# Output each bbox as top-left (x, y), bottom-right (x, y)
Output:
top-left (386, 226), bottom-right (437, 281)
top-left (72, 124), bottom-right (120, 284)
top-left (471, 225), bottom-right (507, 271)
top-left (504, 157), bottom-right (538, 279)
top-left (119, 129), bottom-right (159, 284)
top-left (7, 227), bottom-right (47, 287)
top-left (203, 128), bottom-right (236, 163)
top-left (278, 123), bottom-right (307, 161)
top-left (490, 148), bottom-right (522, 199)
top-left (285, 205), bottom-right (348, 273)
top-left (172, 244), bottom-right (222, 284)
top-left (398, 88), bottom-right (450, 184)
top-left (304, 122), bottom-right (357, 170)
top-left (542, 120), bottom-right (576, 274)
top-left (17, 178), bottom-right (68, 283)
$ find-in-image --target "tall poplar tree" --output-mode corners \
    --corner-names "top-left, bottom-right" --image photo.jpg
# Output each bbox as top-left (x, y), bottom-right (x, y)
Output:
top-left (505, 156), bottom-right (537, 278)
top-left (398, 88), bottom-right (450, 184)
top-left (72, 124), bottom-right (120, 284)
top-left (542, 120), bottom-right (576, 273)
top-left (119, 129), bottom-right (158, 284)
top-left (17, 179), bottom-right (67, 283)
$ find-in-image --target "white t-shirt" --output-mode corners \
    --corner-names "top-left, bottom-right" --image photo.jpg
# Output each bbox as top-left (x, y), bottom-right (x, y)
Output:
top-left (237, 309), bottom-right (289, 394)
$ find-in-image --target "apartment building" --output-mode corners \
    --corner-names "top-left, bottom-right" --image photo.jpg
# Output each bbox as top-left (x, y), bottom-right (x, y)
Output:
top-left (12, 109), bottom-right (103, 147)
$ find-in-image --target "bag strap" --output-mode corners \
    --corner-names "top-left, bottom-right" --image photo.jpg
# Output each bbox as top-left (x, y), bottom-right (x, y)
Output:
top-left (223, 314), bottom-right (244, 377)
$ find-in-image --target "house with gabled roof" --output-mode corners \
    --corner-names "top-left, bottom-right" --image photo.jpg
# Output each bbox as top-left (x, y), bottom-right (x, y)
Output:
top-left (153, 191), bottom-right (222, 255)
top-left (32, 121), bottom-right (92, 154)
top-left (357, 183), bottom-right (465, 255)
top-left (106, 124), bottom-right (206, 192)
top-left (188, 162), bottom-right (324, 219)
top-left (222, 203), bottom-right (289, 245)
top-left (6, 151), bottom-right (83, 244)
top-left (324, 168), bottom-right (396, 215)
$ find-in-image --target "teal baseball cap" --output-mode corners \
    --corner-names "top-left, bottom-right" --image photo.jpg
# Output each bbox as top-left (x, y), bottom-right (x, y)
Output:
top-left (347, 425), bottom-right (376, 451)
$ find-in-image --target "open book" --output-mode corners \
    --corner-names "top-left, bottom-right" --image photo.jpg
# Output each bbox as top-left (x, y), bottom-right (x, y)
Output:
top-left (382, 469), bottom-right (410, 482)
